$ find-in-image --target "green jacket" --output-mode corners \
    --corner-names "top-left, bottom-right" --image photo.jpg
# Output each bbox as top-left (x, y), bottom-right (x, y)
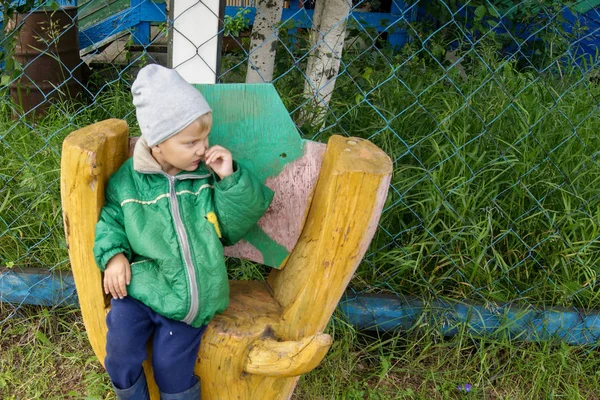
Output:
top-left (93, 138), bottom-right (274, 327)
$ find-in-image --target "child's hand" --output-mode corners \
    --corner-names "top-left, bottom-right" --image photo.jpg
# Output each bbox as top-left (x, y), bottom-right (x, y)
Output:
top-left (205, 145), bottom-right (234, 179)
top-left (104, 253), bottom-right (131, 299)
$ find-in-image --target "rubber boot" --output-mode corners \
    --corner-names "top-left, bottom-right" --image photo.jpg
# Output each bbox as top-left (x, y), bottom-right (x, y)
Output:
top-left (113, 370), bottom-right (150, 400)
top-left (160, 376), bottom-right (201, 400)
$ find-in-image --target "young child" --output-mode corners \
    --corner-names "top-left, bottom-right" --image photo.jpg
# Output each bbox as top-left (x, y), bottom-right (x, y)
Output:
top-left (93, 64), bottom-right (274, 400)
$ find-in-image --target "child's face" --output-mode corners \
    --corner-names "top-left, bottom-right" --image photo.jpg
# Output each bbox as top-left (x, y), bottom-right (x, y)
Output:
top-left (152, 119), bottom-right (210, 175)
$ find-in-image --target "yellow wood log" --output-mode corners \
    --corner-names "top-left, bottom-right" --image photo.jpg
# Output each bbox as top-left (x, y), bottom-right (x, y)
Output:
top-left (268, 135), bottom-right (393, 341)
top-left (244, 333), bottom-right (332, 377)
top-left (60, 119), bottom-right (129, 367)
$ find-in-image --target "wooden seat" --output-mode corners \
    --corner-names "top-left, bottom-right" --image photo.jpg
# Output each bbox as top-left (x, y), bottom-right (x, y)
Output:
top-left (60, 83), bottom-right (392, 399)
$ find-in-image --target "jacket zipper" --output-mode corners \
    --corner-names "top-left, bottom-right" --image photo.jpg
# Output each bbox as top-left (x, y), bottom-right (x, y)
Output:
top-left (166, 174), bottom-right (199, 325)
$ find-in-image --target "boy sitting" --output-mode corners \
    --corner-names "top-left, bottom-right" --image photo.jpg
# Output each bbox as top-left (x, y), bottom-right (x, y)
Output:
top-left (93, 64), bottom-right (274, 399)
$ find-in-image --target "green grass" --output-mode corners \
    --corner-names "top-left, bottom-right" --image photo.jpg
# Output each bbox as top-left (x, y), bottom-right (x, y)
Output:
top-left (2, 305), bottom-right (600, 399)
top-left (0, 304), bottom-right (113, 399)
top-left (360, 63), bottom-right (600, 308)
top-left (0, 74), bottom-right (138, 272)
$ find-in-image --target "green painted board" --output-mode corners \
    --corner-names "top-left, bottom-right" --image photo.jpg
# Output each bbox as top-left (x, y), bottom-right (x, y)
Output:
top-left (574, 0), bottom-right (600, 14)
top-left (194, 83), bottom-right (304, 182)
top-left (194, 83), bottom-right (305, 268)
top-left (77, 0), bottom-right (125, 20)
top-left (77, 0), bottom-right (131, 30)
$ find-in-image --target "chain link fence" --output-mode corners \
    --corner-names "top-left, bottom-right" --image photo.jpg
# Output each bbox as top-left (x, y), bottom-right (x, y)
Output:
top-left (2, 0), bottom-right (600, 343)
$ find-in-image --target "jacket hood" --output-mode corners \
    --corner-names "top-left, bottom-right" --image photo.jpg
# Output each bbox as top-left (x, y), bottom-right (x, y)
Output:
top-left (133, 137), bottom-right (164, 174)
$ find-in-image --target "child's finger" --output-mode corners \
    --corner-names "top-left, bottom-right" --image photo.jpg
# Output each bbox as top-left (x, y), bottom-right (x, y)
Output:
top-left (207, 154), bottom-right (218, 165)
top-left (210, 150), bottom-right (227, 163)
top-left (126, 265), bottom-right (131, 286)
top-left (117, 275), bottom-right (127, 298)
top-left (206, 146), bottom-right (228, 159)
top-left (113, 276), bottom-right (120, 298)
top-left (106, 276), bottom-right (113, 297)
top-left (103, 275), bottom-right (109, 295)
top-left (108, 278), bottom-right (118, 299)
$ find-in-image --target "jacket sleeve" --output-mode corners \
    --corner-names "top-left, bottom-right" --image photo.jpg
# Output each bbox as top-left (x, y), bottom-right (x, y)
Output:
top-left (213, 162), bottom-right (274, 246)
top-left (93, 181), bottom-right (132, 271)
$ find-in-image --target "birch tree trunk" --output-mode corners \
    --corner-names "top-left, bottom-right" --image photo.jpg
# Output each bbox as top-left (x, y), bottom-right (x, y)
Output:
top-left (246, 0), bottom-right (284, 83)
top-left (300, 0), bottom-right (350, 126)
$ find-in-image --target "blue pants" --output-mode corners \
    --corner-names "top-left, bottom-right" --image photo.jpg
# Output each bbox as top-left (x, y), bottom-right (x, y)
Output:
top-left (105, 296), bottom-right (207, 395)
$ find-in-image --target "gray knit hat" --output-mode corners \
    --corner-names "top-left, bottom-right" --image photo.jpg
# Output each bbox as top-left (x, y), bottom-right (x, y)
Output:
top-left (132, 64), bottom-right (212, 147)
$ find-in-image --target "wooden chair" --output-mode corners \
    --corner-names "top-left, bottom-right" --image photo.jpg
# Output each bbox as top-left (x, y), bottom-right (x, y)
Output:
top-left (60, 84), bottom-right (392, 399)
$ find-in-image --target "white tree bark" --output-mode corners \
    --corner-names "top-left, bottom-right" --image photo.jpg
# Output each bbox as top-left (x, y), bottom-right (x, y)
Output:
top-left (301, 0), bottom-right (350, 125)
top-left (246, 0), bottom-right (284, 83)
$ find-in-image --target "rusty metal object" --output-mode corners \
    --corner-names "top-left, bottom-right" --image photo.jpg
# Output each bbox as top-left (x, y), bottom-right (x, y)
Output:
top-left (9, 7), bottom-right (83, 118)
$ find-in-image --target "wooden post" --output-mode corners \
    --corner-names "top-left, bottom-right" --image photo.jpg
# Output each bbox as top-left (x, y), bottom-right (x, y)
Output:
top-left (169, 0), bottom-right (221, 83)
top-left (130, 0), bottom-right (151, 46)
top-left (387, 0), bottom-right (410, 50)
top-left (60, 119), bottom-right (129, 368)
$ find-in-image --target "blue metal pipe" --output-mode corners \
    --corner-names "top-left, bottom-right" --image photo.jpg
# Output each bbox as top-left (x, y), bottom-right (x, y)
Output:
top-left (2, 269), bottom-right (600, 345)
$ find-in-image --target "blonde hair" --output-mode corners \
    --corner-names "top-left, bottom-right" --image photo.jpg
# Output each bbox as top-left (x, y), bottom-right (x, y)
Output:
top-left (196, 112), bottom-right (213, 133)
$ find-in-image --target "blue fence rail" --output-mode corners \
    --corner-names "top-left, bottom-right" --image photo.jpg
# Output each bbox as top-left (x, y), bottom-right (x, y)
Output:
top-left (4, 267), bottom-right (600, 345)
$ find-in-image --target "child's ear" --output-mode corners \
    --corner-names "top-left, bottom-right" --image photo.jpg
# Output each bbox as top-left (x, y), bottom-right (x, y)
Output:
top-left (152, 144), bottom-right (162, 153)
